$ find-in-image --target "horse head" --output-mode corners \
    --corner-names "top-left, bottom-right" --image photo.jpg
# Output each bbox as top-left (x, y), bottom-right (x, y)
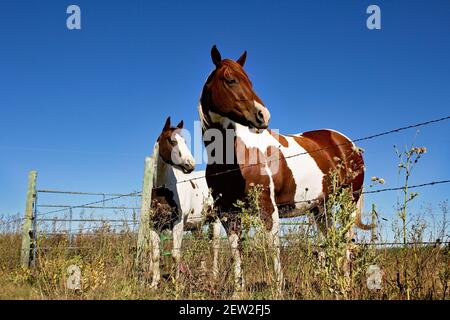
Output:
top-left (157, 117), bottom-right (195, 173)
top-left (200, 45), bottom-right (270, 130)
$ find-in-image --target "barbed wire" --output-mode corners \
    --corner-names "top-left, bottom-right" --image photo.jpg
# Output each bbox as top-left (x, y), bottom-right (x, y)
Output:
top-left (181, 179), bottom-right (450, 213)
top-left (37, 220), bottom-right (140, 234)
top-left (154, 115), bottom-right (450, 190)
top-left (285, 179), bottom-right (450, 206)
top-left (36, 191), bottom-right (141, 218)
top-left (0, 217), bottom-right (24, 227)
top-left (34, 238), bottom-right (450, 252)
top-left (28, 115), bottom-right (450, 222)
top-left (36, 189), bottom-right (142, 197)
top-left (362, 179), bottom-right (450, 194)
top-left (32, 178), bottom-right (450, 226)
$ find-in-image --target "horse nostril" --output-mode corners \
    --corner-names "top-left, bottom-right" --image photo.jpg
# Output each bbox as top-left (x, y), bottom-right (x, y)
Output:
top-left (256, 110), bottom-right (264, 123)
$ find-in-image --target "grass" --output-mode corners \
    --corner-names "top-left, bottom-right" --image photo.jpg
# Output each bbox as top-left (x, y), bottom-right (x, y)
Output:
top-left (0, 209), bottom-right (449, 300)
top-left (0, 145), bottom-right (449, 300)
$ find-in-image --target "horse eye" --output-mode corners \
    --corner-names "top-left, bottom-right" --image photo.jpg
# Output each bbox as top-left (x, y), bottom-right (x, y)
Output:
top-left (224, 78), bottom-right (238, 85)
top-left (168, 138), bottom-right (177, 146)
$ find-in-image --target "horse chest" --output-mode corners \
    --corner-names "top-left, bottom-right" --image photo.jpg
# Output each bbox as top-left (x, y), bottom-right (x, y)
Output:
top-left (176, 179), bottom-right (212, 228)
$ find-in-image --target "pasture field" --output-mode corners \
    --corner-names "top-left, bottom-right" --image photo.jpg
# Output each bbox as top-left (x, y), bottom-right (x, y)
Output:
top-left (1, 144), bottom-right (449, 300)
top-left (1, 209), bottom-right (449, 300)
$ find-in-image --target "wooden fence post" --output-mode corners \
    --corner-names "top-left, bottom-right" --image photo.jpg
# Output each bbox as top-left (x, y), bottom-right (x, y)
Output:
top-left (20, 170), bottom-right (37, 268)
top-left (135, 156), bottom-right (155, 275)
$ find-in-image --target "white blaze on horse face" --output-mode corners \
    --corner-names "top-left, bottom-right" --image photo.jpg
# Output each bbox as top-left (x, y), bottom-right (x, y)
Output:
top-left (171, 132), bottom-right (195, 170)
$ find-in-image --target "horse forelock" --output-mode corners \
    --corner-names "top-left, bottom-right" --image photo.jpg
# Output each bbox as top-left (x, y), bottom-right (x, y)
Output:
top-left (220, 59), bottom-right (250, 78)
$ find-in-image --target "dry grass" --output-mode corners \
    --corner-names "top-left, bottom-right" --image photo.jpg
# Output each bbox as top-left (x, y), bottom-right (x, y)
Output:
top-left (0, 219), bottom-right (449, 300)
top-left (1, 145), bottom-right (449, 300)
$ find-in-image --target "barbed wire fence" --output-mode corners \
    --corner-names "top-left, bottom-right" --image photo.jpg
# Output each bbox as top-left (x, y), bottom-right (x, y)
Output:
top-left (2, 115), bottom-right (449, 268)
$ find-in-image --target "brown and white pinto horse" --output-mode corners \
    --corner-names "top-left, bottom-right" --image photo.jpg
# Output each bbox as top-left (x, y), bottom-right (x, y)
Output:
top-left (199, 45), bottom-right (371, 296)
top-left (149, 117), bottom-right (221, 288)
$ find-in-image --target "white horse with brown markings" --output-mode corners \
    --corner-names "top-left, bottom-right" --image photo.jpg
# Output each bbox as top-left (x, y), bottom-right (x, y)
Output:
top-left (198, 46), bottom-right (372, 296)
top-left (148, 117), bottom-right (222, 288)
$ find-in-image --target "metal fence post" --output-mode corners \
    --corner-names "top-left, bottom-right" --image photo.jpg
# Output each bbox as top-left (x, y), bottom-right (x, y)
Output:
top-left (20, 170), bottom-right (37, 268)
top-left (135, 156), bottom-right (155, 275)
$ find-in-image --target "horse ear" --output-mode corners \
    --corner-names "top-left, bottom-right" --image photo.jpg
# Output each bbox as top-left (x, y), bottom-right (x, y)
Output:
top-left (236, 50), bottom-right (247, 67)
top-left (211, 45), bottom-right (222, 67)
top-left (163, 116), bottom-right (171, 131)
top-left (176, 120), bottom-right (184, 129)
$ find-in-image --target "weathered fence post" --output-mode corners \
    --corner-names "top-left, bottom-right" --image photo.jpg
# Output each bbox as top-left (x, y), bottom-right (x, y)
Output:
top-left (20, 170), bottom-right (37, 268)
top-left (135, 156), bottom-right (155, 275)
top-left (371, 203), bottom-right (378, 243)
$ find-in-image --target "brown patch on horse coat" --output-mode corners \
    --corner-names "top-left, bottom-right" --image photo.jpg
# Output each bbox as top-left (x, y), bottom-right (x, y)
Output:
top-left (292, 130), bottom-right (364, 200)
top-left (205, 128), bottom-right (298, 231)
top-left (265, 145), bottom-right (297, 210)
top-left (190, 181), bottom-right (197, 189)
top-left (151, 187), bottom-right (179, 230)
top-left (268, 129), bottom-right (289, 147)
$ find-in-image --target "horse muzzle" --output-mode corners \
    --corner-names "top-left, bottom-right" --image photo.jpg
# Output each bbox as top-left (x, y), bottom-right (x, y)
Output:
top-left (252, 101), bottom-right (271, 129)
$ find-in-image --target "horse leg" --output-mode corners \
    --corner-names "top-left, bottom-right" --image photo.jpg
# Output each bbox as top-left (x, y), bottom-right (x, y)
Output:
top-left (172, 217), bottom-right (184, 281)
top-left (210, 218), bottom-right (222, 280)
top-left (149, 229), bottom-right (161, 289)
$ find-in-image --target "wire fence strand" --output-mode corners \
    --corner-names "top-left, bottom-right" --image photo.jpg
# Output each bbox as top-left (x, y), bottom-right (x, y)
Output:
top-left (3, 115), bottom-right (448, 239)
top-left (150, 115), bottom-right (450, 191)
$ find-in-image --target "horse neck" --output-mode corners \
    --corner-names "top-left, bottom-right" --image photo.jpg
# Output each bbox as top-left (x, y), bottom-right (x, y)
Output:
top-left (153, 143), bottom-right (178, 190)
top-left (201, 111), bottom-right (265, 147)
top-left (199, 100), bottom-right (275, 171)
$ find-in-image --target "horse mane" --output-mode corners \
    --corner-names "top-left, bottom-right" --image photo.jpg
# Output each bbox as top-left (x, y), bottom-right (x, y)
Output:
top-left (197, 101), bottom-right (209, 131)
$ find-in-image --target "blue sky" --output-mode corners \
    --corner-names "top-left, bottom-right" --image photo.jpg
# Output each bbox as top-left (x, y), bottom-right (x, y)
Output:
top-left (0, 0), bottom-right (449, 230)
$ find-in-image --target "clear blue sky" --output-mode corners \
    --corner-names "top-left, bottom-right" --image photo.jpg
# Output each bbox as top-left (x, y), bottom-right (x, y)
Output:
top-left (1, 0), bottom-right (449, 229)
